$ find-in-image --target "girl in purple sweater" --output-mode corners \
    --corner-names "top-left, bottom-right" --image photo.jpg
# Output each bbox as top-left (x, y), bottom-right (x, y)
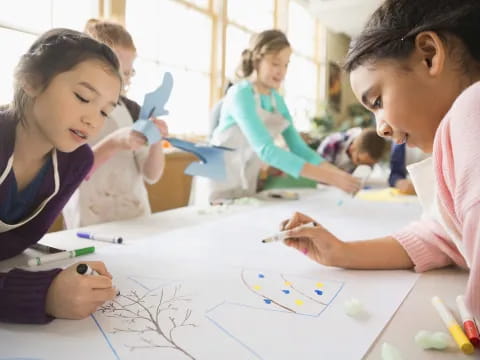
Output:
top-left (281, 0), bottom-right (480, 318)
top-left (0, 28), bottom-right (121, 323)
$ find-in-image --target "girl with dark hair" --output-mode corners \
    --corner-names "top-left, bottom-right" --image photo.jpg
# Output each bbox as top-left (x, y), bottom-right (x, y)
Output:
top-left (0, 28), bottom-right (121, 323)
top-left (199, 29), bottom-right (360, 204)
top-left (281, 0), bottom-right (480, 318)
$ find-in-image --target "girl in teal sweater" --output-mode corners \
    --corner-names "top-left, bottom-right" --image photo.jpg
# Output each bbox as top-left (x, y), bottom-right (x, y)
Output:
top-left (207, 30), bottom-right (360, 203)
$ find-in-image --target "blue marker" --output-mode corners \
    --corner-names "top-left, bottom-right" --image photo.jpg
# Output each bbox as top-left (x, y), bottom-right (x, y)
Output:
top-left (77, 232), bottom-right (123, 244)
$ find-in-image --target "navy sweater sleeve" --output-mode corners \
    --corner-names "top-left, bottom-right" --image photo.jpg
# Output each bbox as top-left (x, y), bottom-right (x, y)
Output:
top-left (0, 145), bottom-right (93, 324)
top-left (388, 143), bottom-right (407, 187)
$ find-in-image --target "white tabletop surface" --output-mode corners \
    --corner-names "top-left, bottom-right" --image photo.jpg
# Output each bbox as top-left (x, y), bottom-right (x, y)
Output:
top-left (0, 188), bottom-right (475, 359)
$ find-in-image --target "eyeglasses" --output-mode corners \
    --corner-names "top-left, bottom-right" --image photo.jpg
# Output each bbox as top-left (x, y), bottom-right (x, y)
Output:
top-left (123, 68), bottom-right (136, 78)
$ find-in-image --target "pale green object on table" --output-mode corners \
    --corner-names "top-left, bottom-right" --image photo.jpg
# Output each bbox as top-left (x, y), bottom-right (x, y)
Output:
top-left (344, 297), bottom-right (364, 317)
top-left (262, 175), bottom-right (317, 190)
top-left (381, 342), bottom-right (404, 360)
top-left (414, 330), bottom-right (451, 350)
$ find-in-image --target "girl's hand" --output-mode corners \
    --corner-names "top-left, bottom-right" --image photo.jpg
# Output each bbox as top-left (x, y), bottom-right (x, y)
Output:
top-left (45, 261), bottom-right (117, 320)
top-left (151, 118), bottom-right (169, 138)
top-left (280, 212), bottom-right (346, 267)
top-left (395, 179), bottom-right (416, 195)
top-left (334, 171), bottom-right (362, 194)
top-left (113, 127), bottom-right (147, 151)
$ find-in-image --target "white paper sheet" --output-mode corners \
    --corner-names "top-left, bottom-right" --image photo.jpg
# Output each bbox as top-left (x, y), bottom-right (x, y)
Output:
top-left (0, 190), bottom-right (422, 359)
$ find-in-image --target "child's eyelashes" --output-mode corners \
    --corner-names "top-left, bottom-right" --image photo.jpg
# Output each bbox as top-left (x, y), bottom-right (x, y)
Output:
top-left (74, 92), bottom-right (89, 103)
top-left (372, 97), bottom-right (382, 109)
top-left (75, 92), bottom-right (109, 118)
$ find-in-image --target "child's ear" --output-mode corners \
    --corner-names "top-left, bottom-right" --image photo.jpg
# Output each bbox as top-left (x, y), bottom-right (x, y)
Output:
top-left (22, 74), bottom-right (42, 98)
top-left (414, 31), bottom-right (445, 77)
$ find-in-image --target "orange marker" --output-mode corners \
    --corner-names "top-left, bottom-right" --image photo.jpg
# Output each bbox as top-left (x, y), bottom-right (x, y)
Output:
top-left (456, 295), bottom-right (480, 347)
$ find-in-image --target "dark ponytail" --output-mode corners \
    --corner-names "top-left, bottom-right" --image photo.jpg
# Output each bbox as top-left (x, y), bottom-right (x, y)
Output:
top-left (344, 0), bottom-right (480, 73)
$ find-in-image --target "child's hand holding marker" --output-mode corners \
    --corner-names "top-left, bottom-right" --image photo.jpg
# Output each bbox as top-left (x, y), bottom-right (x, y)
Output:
top-left (278, 212), bottom-right (415, 269)
top-left (45, 261), bottom-right (116, 320)
top-left (278, 212), bottom-right (345, 266)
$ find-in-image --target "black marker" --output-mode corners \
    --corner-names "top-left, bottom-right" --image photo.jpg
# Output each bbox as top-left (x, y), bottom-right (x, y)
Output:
top-left (76, 263), bottom-right (120, 296)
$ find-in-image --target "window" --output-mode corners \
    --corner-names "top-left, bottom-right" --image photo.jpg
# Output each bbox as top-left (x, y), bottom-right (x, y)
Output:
top-left (288, 1), bottom-right (315, 58)
top-left (127, 0), bottom-right (213, 135)
top-left (284, 54), bottom-right (317, 131)
top-left (285, 1), bottom-right (320, 131)
top-left (227, 0), bottom-right (274, 33)
top-left (0, 0), bottom-right (98, 105)
top-left (224, 25), bottom-right (251, 80)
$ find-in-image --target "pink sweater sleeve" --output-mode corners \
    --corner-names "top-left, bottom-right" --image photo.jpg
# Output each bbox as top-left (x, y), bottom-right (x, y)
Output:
top-left (462, 202), bottom-right (480, 318)
top-left (393, 220), bottom-right (467, 272)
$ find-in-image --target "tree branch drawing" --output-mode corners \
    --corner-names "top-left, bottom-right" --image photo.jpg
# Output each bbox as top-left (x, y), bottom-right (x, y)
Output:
top-left (98, 284), bottom-right (197, 359)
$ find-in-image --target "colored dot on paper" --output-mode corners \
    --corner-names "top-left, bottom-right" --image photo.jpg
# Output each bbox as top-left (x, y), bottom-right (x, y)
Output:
top-left (337, 200), bottom-right (344, 206)
top-left (314, 289), bottom-right (323, 296)
top-left (316, 282), bottom-right (324, 288)
top-left (294, 299), bottom-right (304, 306)
top-left (282, 289), bottom-right (290, 294)
top-left (258, 273), bottom-right (265, 278)
top-left (264, 299), bottom-right (272, 304)
top-left (253, 285), bottom-right (261, 290)
top-left (284, 281), bottom-right (292, 287)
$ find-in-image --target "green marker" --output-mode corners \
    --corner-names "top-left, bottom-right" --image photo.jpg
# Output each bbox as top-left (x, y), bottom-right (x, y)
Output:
top-left (27, 246), bottom-right (95, 267)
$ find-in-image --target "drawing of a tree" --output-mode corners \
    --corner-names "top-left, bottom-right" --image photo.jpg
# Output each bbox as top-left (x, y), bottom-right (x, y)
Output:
top-left (98, 284), bottom-right (197, 360)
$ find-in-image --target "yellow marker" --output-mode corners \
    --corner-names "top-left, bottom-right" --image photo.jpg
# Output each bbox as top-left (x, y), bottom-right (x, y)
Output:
top-left (253, 285), bottom-right (261, 291)
top-left (284, 281), bottom-right (292, 287)
top-left (316, 282), bottom-right (324, 288)
top-left (294, 299), bottom-right (304, 306)
top-left (432, 296), bottom-right (474, 354)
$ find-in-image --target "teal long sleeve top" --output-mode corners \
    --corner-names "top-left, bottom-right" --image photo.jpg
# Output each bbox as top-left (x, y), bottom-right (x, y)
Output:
top-left (213, 80), bottom-right (323, 178)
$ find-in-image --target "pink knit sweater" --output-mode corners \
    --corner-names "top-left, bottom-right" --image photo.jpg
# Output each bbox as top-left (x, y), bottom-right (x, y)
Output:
top-left (394, 81), bottom-right (480, 318)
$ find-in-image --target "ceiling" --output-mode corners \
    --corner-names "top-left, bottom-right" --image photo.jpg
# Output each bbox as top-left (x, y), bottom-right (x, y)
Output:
top-left (307, 0), bottom-right (384, 38)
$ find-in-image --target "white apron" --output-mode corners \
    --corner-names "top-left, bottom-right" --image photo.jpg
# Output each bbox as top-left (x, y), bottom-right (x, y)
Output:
top-left (407, 157), bottom-right (469, 267)
top-left (62, 102), bottom-right (151, 228)
top-left (195, 92), bottom-right (289, 205)
top-left (0, 150), bottom-right (60, 233)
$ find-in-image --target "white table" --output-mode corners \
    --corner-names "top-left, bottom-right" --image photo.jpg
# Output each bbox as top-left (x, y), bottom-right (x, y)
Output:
top-left (0, 188), bottom-right (474, 359)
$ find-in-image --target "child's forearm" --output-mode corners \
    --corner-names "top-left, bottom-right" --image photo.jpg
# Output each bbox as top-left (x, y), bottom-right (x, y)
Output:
top-left (142, 143), bottom-right (165, 184)
top-left (300, 161), bottom-right (339, 184)
top-left (338, 236), bottom-right (414, 270)
top-left (91, 136), bottom-right (122, 173)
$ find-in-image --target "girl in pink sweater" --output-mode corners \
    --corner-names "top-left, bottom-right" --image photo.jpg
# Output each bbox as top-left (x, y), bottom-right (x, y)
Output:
top-left (281, 0), bottom-right (480, 318)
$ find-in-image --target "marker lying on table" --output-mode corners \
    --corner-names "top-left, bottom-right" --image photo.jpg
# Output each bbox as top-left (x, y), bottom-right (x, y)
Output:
top-left (28, 246), bottom-right (95, 267)
top-left (261, 222), bottom-right (316, 243)
top-left (77, 232), bottom-right (123, 244)
top-left (29, 243), bottom-right (63, 254)
top-left (76, 263), bottom-right (120, 296)
top-left (456, 295), bottom-right (480, 347)
top-left (431, 296), bottom-right (474, 354)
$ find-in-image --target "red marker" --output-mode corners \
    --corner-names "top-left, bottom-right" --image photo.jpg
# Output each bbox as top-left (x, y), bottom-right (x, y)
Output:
top-left (456, 295), bottom-right (480, 347)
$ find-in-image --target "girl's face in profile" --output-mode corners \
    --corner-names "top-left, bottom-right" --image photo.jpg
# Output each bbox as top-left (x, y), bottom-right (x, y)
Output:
top-left (28, 59), bottom-right (121, 153)
top-left (350, 32), bottom-right (467, 154)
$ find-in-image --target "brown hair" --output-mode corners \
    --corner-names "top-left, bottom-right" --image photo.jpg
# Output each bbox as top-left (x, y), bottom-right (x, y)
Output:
top-left (236, 29), bottom-right (290, 79)
top-left (12, 28), bottom-right (121, 124)
top-left (356, 128), bottom-right (388, 161)
top-left (84, 18), bottom-right (136, 51)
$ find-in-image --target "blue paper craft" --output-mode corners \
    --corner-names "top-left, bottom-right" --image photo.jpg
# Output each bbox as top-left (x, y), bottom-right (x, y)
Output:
top-left (166, 138), bottom-right (233, 181)
top-left (139, 72), bottom-right (173, 119)
top-left (133, 72), bottom-right (174, 145)
top-left (132, 119), bottom-right (162, 145)
top-left (133, 71), bottom-right (233, 180)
